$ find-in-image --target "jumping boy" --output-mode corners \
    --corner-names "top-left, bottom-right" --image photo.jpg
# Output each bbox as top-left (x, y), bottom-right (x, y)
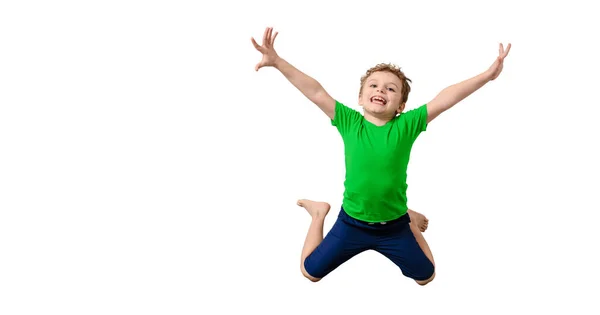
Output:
top-left (251, 27), bottom-right (511, 285)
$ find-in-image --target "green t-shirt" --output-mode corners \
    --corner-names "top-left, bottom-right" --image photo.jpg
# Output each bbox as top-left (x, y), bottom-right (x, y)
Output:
top-left (331, 100), bottom-right (428, 222)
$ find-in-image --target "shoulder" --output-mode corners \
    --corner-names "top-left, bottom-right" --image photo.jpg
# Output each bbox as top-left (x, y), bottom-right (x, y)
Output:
top-left (334, 100), bottom-right (359, 116)
top-left (395, 104), bottom-right (428, 132)
top-left (331, 100), bottom-right (363, 126)
top-left (400, 104), bottom-right (428, 118)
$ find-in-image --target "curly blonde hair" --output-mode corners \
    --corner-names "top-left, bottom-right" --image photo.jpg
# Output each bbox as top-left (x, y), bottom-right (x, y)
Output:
top-left (359, 63), bottom-right (412, 105)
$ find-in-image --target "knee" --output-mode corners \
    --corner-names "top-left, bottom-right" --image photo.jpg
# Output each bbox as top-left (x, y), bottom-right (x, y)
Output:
top-left (415, 271), bottom-right (436, 286)
top-left (301, 260), bottom-right (322, 283)
top-left (303, 270), bottom-right (321, 282)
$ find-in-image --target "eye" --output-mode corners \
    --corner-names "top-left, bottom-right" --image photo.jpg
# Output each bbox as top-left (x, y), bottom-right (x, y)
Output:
top-left (370, 84), bottom-right (377, 88)
top-left (387, 87), bottom-right (395, 92)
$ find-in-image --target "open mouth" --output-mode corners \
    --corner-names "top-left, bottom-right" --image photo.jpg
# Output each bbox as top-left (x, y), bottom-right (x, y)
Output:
top-left (370, 96), bottom-right (387, 105)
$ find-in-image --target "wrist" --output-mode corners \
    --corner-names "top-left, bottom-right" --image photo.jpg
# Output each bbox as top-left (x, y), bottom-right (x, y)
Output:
top-left (273, 56), bottom-right (285, 70)
top-left (480, 70), bottom-right (494, 83)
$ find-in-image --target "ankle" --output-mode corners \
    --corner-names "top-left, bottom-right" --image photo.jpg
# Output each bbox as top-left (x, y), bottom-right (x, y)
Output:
top-left (311, 214), bottom-right (326, 222)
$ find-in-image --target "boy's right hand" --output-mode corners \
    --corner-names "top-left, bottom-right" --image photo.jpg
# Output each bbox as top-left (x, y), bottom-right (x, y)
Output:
top-left (251, 27), bottom-right (280, 71)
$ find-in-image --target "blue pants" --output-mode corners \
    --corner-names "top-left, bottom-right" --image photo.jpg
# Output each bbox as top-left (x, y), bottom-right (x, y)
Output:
top-left (304, 207), bottom-right (435, 280)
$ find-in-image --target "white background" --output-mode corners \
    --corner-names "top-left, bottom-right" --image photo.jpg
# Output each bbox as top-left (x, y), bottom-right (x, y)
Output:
top-left (1, 0), bottom-right (599, 314)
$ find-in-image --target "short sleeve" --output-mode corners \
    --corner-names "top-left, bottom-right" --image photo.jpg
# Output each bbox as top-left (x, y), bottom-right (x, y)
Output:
top-left (331, 100), bottom-right (363, 136)
top-left (397, 104), bottom-right (428, 140)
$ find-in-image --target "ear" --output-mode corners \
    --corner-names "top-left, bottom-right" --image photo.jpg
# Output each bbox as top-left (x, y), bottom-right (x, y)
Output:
top-left (396, 102), bottom-right (406, 114)
top-left (358, 93), bottom-right (364, 107)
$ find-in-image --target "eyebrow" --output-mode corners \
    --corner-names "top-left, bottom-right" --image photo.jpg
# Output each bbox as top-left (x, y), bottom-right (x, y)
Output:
top-left (388, 82), bottom-right (400, 89)
top-left (368, 79), bottom-right (399, 89)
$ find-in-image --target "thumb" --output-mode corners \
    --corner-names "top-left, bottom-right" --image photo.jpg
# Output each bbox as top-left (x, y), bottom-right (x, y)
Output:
top-left (255, 62), bottom-right (261, 71)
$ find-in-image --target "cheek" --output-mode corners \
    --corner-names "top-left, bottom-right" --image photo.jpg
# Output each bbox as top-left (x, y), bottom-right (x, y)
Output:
top-left (359, 93), bottom-right (369, 103)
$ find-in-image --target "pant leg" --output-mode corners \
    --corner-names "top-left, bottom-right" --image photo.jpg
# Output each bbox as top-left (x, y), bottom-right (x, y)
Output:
top-left (373, 215), bottom-right (435, 281)
top-left (303, 209), bottom-right (371, 279)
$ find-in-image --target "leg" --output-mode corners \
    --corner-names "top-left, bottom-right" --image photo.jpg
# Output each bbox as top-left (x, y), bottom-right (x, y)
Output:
top-left (374, 215), bottom-right (436, 286)
top-left (408, 209), bottom-right (429, 232)
top-left (297, 200), bottom-right (369, 282)
top-left (297, 199), bottom-right (330, 282)
top-left (408, 219), bottom-right (436, 285)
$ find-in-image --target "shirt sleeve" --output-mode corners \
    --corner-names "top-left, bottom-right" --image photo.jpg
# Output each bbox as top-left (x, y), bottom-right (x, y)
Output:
top-left (398, 104), bottom-right (428, 140)
top-left (331, 100), bottom-right (363, 137)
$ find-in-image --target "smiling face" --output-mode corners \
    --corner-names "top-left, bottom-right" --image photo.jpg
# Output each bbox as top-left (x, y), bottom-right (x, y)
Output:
top-left (357, 64), bottom-right (412, 123)
top-left (359, 71), bottom-right (405, 118)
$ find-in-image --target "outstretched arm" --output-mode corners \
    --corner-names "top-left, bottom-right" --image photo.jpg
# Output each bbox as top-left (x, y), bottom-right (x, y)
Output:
top-left (426, 43), bottom-right (511, 123)
top-left (252, 27), bottom-right (336, 120)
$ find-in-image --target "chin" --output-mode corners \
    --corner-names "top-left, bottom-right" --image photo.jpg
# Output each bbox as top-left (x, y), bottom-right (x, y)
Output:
top-left (366, 105), bottom-right (387, 113)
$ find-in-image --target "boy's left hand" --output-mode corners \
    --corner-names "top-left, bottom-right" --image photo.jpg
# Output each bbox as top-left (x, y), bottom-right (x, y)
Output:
top-left (486, 43), bottom-right (511, 81)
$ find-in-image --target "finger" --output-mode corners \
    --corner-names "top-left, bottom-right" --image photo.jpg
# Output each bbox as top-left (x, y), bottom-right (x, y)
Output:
top-left (503, 43), bottom-right (512, 58)
top-left (263, 27), bottom-right (271, 48)
top-left (499, 43), bottom-right (504, 56)
top-left (271, 31), bottom-right (279, 45)
top-left (261, 27), bottom-right (269, 47)
top-left (265, 27), bottom-right (272, 48)
top-left (251, 37), bottom-right (262, 51)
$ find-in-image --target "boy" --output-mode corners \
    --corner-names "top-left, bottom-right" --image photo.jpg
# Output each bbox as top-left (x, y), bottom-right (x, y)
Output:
top-left (251, 27), bottom-right (511, 285)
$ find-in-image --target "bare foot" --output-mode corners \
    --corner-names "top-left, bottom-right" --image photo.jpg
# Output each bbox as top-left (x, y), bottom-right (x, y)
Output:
top-left (408, 209), bottom-right (429, 232)
top-left (297, 199), bottom-right (331, 219)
